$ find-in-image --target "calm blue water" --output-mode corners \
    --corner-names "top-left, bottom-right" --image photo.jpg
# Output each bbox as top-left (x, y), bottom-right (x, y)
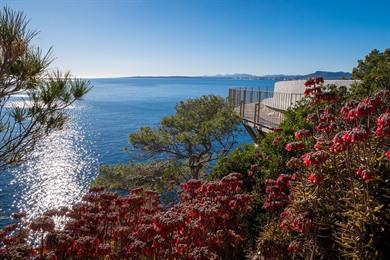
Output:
top-left (0, 77), bottom-right (274, 227)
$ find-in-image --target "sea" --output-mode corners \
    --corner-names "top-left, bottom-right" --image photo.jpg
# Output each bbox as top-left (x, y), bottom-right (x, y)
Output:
top-left (0, 77), bottom-right (275, 227)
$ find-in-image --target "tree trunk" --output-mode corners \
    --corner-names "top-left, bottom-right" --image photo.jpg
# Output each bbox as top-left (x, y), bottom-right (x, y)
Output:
top-left (189, 156), bottom-right (202, 179)
top-left (190, 166), bottom-right (200, 179)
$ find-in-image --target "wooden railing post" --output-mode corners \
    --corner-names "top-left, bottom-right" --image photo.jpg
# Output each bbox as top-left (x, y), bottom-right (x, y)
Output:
top-left (242, 88), bottom-right (247, 118)
top-left (239, 101), bottom-right (243, 118)
top-left (254, 103), bottom-right (258, 123)
top-left (257, 91), bottom-right (261, 123)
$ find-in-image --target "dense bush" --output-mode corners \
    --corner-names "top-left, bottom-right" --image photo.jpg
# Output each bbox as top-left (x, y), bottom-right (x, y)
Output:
top-left (256, 78), bottom-right (390, 259)
top-left (351, 48), bottom-right (390, 98)
top-left (0, 173), bottom-right (255, 259)
top-left (94, 161), bottom-right (188, 192)
top-left (212, 144), bottom-right (260, 192)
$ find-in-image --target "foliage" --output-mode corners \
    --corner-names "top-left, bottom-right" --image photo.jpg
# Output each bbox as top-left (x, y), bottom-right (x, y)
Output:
top-left (129, 95), bottom-right (240, 179)
top-left (211, 96), bottom-right (316, 248)
top-left (0, 173), bottom-right (255, 259)
top-left (211, 144), bottom-right (266, 248)
top-left (0, 7), bottom-right (91, 171)
top-left (253, 222), bottom-right (290, 259)
top-left (94, 161), bottom-right (189, 192)
top-left (212, 97), bottom-right (314, 188)
top-left (256, 78), bottom-right (390, 259)
top-left (211, 144), bottom-right (260, 191)
top-left (351, 48), bottom-right (390, 98)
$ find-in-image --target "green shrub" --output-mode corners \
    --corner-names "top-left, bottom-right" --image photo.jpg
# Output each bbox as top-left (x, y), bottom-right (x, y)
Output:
top-left (211, 144), bottom-right (259, 191)
top-left (351, 48), bottom-right (390, 98)
top-left (93, 162), bottom-right (189, 192)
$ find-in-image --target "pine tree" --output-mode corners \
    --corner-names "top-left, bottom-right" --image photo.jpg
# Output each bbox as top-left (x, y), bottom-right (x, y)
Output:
top-left (0, 7), bottom-right (91, 170)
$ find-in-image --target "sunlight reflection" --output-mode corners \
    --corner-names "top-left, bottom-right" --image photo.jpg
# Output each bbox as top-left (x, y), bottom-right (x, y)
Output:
top-left (10, 104), bottom-right (98, 222)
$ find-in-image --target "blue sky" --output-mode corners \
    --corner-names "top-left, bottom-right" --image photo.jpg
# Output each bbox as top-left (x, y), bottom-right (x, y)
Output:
top-left (2, 0), bottom-right (390, 77)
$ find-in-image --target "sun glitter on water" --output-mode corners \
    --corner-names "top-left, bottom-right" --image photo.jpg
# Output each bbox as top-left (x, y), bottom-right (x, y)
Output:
top-left (9, 104), bottom-right (99, 222)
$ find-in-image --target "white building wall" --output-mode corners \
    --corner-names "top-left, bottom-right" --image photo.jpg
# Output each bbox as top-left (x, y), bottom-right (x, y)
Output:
top-left (274, 80), bottom-right (357, 93)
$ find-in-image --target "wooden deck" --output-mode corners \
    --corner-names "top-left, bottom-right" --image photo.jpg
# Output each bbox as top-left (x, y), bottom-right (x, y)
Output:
top-left (234, 102), bottom-right (282, 131)
top-left (228, 88), bottom-right (304, 141)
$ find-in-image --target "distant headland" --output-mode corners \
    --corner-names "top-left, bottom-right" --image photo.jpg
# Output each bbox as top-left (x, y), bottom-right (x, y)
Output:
top-left (113, 71), bottom-right (352, 81)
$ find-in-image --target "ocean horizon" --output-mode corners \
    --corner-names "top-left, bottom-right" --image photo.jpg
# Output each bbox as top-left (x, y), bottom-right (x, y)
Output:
top-left (0, 77), bottom-right (275, 227)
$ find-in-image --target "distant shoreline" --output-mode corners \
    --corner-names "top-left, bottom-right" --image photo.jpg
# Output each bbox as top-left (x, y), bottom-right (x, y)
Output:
top-left (84, 71), bottom-right (352, 81)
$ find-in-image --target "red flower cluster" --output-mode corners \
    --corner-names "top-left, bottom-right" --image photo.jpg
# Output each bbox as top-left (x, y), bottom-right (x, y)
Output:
top-left (306, 113), bottom-right (317, 123)
top-left (315, 121), bottom-right (337, 134)
top-left (376, 112), bottom-right (390, 137)
top-left (329, 127), bottom-right (370, 153)
top-left (329, 132), bottom-right (348, 154)
top-left (304, 86), bottom-right (321, 96)
top-left (303, 77), bottom-right (339, 105)
top-left (279, 208), bottom-right (313, 235)
top-left (356, 166), bottom-right (373, 182)
top-left (340, 100), bottom-right (359, 121)
top-left (304, 77), bottom-right (324, 87)
top-left (301, 151), bottom-right (328, 167)
top-left (0, 173), bottom-right (255, 259)
top-left (307, 172), bottom-right (322, 184)
top-left (319, 112), bottom-right (336, 123)
top-left (341, 91), bottom-right (389, 122)
top-left (294, 129), bottom-right (312, 140)
top-left (313, 92), bottom-right (338, 103)
top-left (313, 136), bottom-right (328, 150)
top-left (263, 174), bottom-right (291, 211)
top-left (272, 136), bottom-right (283, 146)
top-left (286, 157), bottom-right (304, 169)
top-left (285, 141), bottom-right (306, 152)
top-left (287, 240), bottom-right (302, 253)
top-left (341, 126), bottom-right (369, 143)
top-left (29, 216), bottom-right (55, 233)
top-left (262, 88), bottom-right (389, 257)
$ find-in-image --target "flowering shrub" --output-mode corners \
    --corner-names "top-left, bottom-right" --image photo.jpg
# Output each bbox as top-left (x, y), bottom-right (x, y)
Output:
top-left (212, 144), bottom-right (261, 192)
top-left (0, 173), bottom-right (255, 259)
top-left (263, 174), bottom-right (291, 211)
top-left (284, 141), bottom-right (306, 152)
top-left (256, 78), bottom-right (390, 259)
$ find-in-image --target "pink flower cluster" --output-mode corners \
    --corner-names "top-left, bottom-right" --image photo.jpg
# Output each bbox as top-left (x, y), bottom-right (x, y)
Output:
top-left (0, 173), bottom-right (255, 259)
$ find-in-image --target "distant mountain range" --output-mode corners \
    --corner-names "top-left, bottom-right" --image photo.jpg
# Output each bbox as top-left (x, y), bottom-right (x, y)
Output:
top-left (210, 71), bottom-right (352, 81)
top-left (120, 71), bottom-right (352, 81)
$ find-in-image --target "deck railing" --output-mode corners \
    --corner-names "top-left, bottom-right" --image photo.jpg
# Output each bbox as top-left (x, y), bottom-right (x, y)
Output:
top-left (228, 88), bottom-right (304, 129)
